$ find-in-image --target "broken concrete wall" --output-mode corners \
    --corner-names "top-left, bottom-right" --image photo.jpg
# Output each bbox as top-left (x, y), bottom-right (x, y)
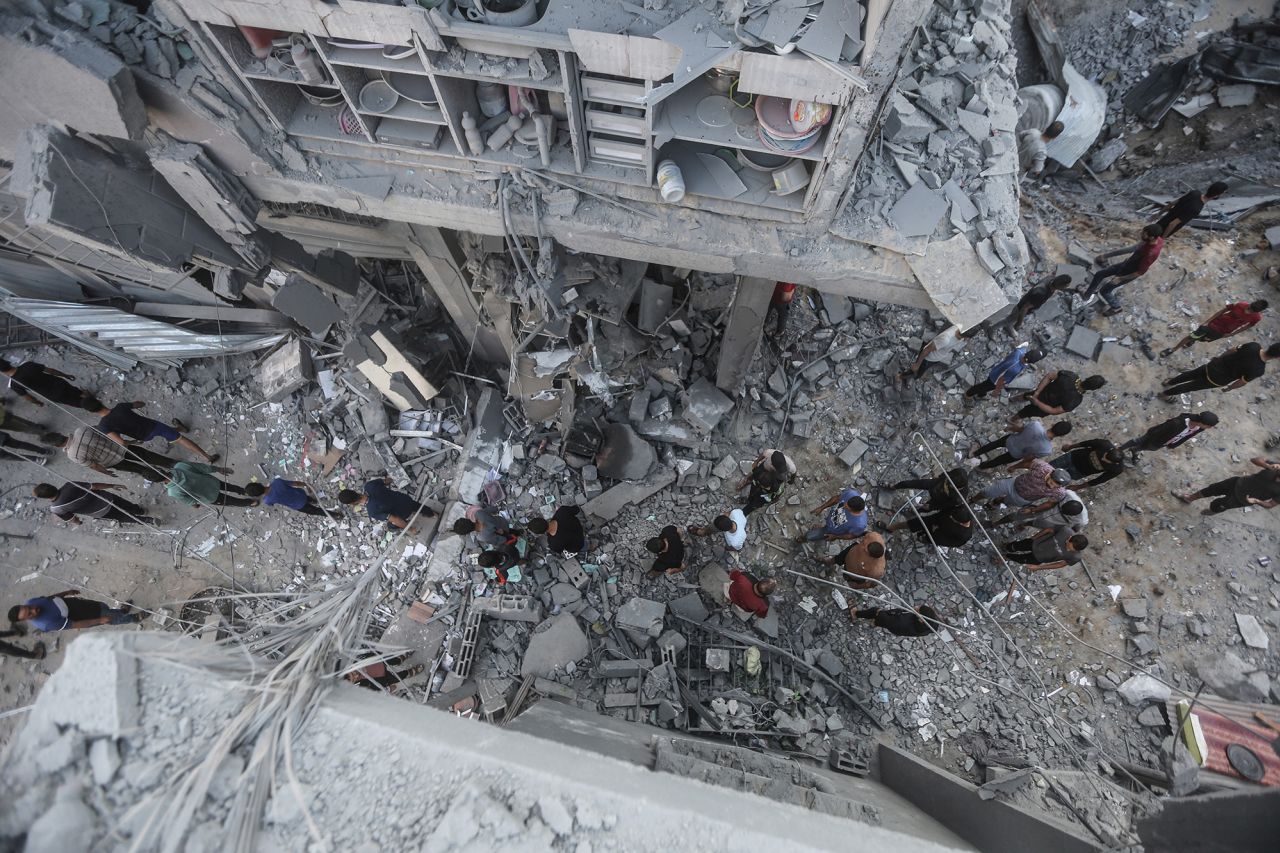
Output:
top-left (11, 125), bottom-right (244, 275)
top-left (0, 18), bottom-right (147, 160)
top-left (148, 133), bottom-right (267, 268)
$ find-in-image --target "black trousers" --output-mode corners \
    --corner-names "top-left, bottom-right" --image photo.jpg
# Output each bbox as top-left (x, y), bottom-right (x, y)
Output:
top-left (974, 435), bottom-right (1018, 469)
top-left (889, 477), bottom-right (935, 491)
top-left (102, 496), bottom-right (147, 523)
top-left (0, 433), bottom-right (46, 455)
top-left (112, 446), bottom-right (178, 483)
top-left (1014, 403), bottom-right (1054, 420)
top-left (742, 484), bottom-right (781, 515)
top-left (0, 639), bottom-right (41, 659)
top-left (1002, 537), bottom-right (1037, 564)
top-left (295, 501), bottom-right (329, 517)
top-left (965, 379), bottom-right (998, 398)
top-left (1162, 366), bottom-right (1217, 396)
top-left (1196, 477), bottom-right (1248, 514)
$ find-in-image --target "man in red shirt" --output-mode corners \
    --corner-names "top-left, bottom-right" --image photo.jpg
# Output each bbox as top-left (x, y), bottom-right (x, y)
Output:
top-left (728, 569), bottom-right (776, 618)
top-left (1160, 300), bottom-right (1268, 358)
top-left (1079, 224), bottom-right (1164, 316)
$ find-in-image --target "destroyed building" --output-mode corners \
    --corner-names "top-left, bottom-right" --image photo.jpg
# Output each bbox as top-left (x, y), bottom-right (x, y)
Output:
top-left (2, 0), bottom-right (1280, 851)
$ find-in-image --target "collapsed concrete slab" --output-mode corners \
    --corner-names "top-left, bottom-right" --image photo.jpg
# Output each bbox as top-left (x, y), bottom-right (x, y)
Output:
top-left (273, 275), bottom-right (344, 336)
top-left (596, 423), bottom-right (656, 481)
top-left (520, 612), bottom-right (589, 677)
top-left (11, 126), bottom-right (243, 274)
top-left (0, 22), bottom-right (146, 160)
top-left (260, 338), bottom-right (313, 401)
top-left (347, 327), bottom-right (439, 411)
top-left (582, 468), bottom-right (677, 522)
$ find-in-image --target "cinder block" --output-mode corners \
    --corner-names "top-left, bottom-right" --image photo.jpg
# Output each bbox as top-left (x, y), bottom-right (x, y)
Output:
top-left (472, 594), bottom-right (543, 623)
top-left (260, 338), bottom-right (313, 402)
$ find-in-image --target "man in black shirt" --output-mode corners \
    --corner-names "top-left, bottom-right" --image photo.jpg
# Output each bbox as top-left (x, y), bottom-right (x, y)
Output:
top-left (886, 504), bottom-right (974, 548)
top-left (852, 605), bottom-right (939, 637)
top-left (1177, 457), bottom-right (1280, 515)
top-left (32, 481), bottom-right (155, 525)
top-left (1, 359), bottom-right (98, 410)
top-left (964, 275), bottom-right (1073, 338)
top-left (646, 524), bottom-right (685, 576)
top-left (1049, 438), bottom-right (1126, 490)
top-left (1153, 181), bottom-right (1227, 237)
top-left (1160, 342), bottom-right (1278, 399)
top-left (740, 466), bottom-right (784, 515)
top-left (91, 400), bottom-right (219, 463)
top-left (879, 467), bottom-right (969, 511)
top-left (1119, 411), bottom-right (1217, 461)
top-left (1015, 370), bottom-right (1106, 419)
top-left (526, 505), bottom-right (587, 554)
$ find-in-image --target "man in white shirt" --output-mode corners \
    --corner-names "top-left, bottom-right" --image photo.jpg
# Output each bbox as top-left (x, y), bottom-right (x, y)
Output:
top-left (688, 509), bottom-right (748, 551)
top-left (898, 325), bottom-right (965, 385)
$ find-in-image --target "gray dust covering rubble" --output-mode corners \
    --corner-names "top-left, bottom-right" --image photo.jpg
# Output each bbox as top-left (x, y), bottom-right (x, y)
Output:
top-left (1, 0), bottom-right (1280, 850)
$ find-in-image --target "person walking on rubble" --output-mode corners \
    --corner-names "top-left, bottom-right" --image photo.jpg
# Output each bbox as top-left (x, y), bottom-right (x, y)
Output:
top-left (1003, 274), bottom-right (1074, 333)
top-left (727, 569), bottom-right (776, 619)
top-left (996, 491), bottom-right (1088, 533)
top-left (766, 282), bottom-right (797, 339)
top-left (1118, 411), bottom-right (1218, 463)
top-left (980, 459), bottom-right (1071, 510)
top-left (898, 325), bottom-right (965, 385)
top-left (1001, 527), bottom-right (1089, 573)
top-left (851, 604), bottom-right (939, 637)
top-left (739, 464), bottom-right (786, 515)
top-left (341, 477), bottom-right (437, 532)
top-left (1159, 342), bottom-right (1280, 400)
top-left (646, 524), bottom-right (685, 576)
top-left (1048, 438), bottom-right (1126, 490)
top-left (0, 358), bottom-right (99, 411)
top-left (879, 467), bottom-right (969, 511)
top-left (1151, 181), bottom-right (1228, 238)
top-left (0, 430), bottom-right (52, 464)
top-left (740, 448), bottom-right (797, 485)
top-left (526, 504), bottom-right (587, 554)
top-left (970, 418), bottom-right (1072, 469)
top-left (0, 626), bottom-right (45, 660)
top-left (1013, 370), bottom-right (1106, 419)
top-left (964, 345), bottom-right (1045, 401)
top-left (43, 427), bottom-right (179, 482)
top-left (33, 481), bottom-right (156, 526)
top-left (1161, 300), bottom-right (1267, 358)
top-left (8, 590), bottom-right (139, 633)
top-left (1175, 457), bottom-right (1280, 516)
top-left (453, 504), bottom-right (514, 545)
top-left (886, 503), bottom-right (974, 548)
top-left (1018, 120), bottom-right (1063, 176)
top-left (165, 461), bottom-right (259, 509)
top-left (797, 487), bottom-right (868, 544)
top-left (89, 399), bottom-right (220, 463)
top-left (688, 508), bottom-right (748, 552)
top-left (819, 531), bottom-right (886, 589)
top-left (0, 394), bottom-right (47, 438)
top-left (244, 478), bottom-right (332, 517)
top-left (1078, 224), bottom-right (1165, 315)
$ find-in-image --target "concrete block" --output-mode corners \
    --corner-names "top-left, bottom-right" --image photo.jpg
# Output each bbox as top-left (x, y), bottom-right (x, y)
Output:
top-left (260, 338), bottom-right (313, 401)
top-left (974, 239), bottom-right (1005, 275)
top-left (596, 422), bottom-right (656, 480)
top-left (628, 389), bottom-right (651, 425)
top-left (637, 419), bottom-right (705, 449)
top-left (884, 102), bottom-right (937, 144)
top-left (616, 597), bottom-right (666, 643)
top-left (838, 438), bottom-right (869, 467)
top-left (1217, 83), bottom-right (1257, 108)
top-left (472, 594), bottom-right (543, 623)
top-left (592, 658), bottom-right (654, 678)
top-left (582, 468), bottom-right (676, 521)
top-left (1264, 225), bottom-right (1280, 250)
top-left (657, 630), bottom-right (687, 655)
top-left (273, 275), bottom-right (343, 336)
top-left (36, 633), bottom-right (137, 737)
top-left (682, 377), bottom-right (734, 433)
top-left (1235, 613), bottom-right (1269, 650)
top-left (603, 692), bottom-right (639, 708)
top-left (1065, 325), bottom-right (1101, 360)
top-left (347, 327), bottom-right (439, 411)
top-left (889, 182), bottom-right (947, 238)
top-left (264, 232), bottom-right (359, 298)
top-left (753, 608), bottom-right (780, 639)
top-left (667, 592), bottom-right (709, 624)
top-left (955, 108), bottom-right (991, 144)
top-left (520, 612), bottom-right (589, 678)
top-left (637, 279), bottom-right (674, 333)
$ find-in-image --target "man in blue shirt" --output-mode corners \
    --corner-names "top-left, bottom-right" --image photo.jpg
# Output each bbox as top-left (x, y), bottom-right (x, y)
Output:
top-left (8, 590), bottom-right (138, 632)
top-left (964, 346), bottom-right (1044, 400)
top-left (797, 487), bottom-right (868, 542)
top-left (245, 478), bottom-right (331, 517)
top-left (338, 477), bottom-right (436, 532)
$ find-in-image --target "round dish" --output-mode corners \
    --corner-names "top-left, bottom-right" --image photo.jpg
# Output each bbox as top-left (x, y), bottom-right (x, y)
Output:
top-left (359, 80), bottom-right (399, 114)
top-left (381, 71), bottom-right (438, 104)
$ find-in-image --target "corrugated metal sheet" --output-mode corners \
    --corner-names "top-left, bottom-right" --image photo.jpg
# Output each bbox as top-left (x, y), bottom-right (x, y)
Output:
top-left (0, 292), bottom-right (285, 368)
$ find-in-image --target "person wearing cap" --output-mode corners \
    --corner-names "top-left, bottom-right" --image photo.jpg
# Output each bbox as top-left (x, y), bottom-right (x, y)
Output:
top-left (964, 345), bottom-right (1045, 400)
top-left (1118, 411), bottom-right (1218, 462)
top-left (981, 459), bottom-right (1071, 509)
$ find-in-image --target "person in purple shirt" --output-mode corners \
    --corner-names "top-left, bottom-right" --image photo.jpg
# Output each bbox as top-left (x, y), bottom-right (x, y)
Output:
top-left (8, 590), bottom-right (138, 632)
top-left (244, 478), bottom-right (331, 517)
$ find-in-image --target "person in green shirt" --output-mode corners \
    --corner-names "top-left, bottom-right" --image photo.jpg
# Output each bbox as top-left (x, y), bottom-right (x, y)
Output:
top-left (164, 461), bottom-right (258, 508)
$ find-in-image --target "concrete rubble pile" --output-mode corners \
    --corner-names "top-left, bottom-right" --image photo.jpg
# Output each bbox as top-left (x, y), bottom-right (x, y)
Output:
top-left (835, 0), bottom-right (1027, 300)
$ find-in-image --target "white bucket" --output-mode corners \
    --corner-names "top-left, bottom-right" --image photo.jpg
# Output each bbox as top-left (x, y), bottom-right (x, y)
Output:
top-left (656, 160), bottom-right (685, 202)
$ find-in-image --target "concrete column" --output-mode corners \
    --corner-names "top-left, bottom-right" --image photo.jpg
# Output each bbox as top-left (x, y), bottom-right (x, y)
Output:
top-left (401, 223), bottom-right (509, 365)
top-left (715, 276), bottom-right (774, 394)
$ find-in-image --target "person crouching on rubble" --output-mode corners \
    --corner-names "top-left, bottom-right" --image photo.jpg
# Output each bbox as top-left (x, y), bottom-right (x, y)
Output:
top-left (477, 542), bottom-right (525, 584)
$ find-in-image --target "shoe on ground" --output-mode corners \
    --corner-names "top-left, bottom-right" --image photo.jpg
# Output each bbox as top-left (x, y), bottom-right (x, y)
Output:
top-left (1159, 348), bottom-right (1174, 357)
top-left (170, 419), bottom-right (189, 432)
top-left (207, 453), bottom-right (221, 463)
